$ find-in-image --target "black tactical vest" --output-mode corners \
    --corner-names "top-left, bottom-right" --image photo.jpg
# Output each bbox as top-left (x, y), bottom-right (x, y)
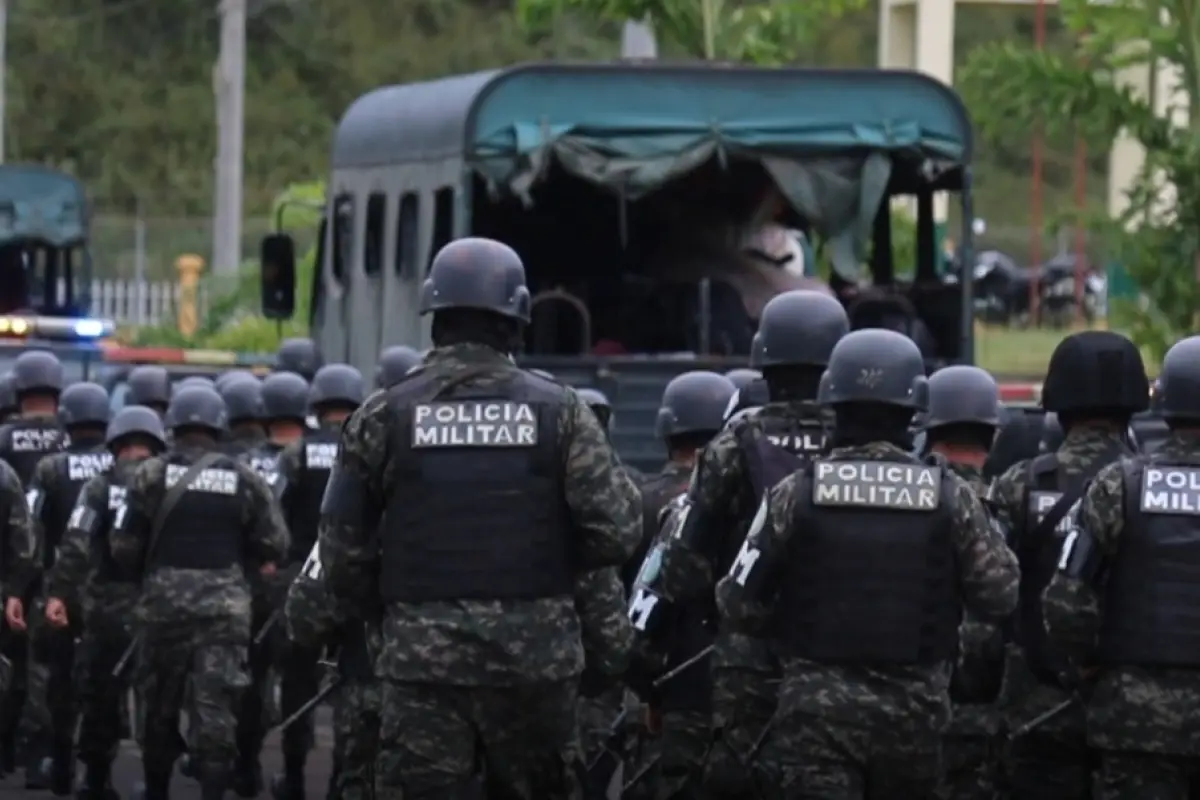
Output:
top-left (288, 429), bottom-right (337, 562)
top-left (380, 368), bottom-right (574, 603)
top-left (43, 444), bottom-right (112, 569)
top-left (775, 456), bottom-right (960, 664)
top-left (0, 418), bottom-right (65, 486)
top-left (1016, 454), bottom-right (1090, 683)
top-left (1097, 460), bottom-right (1200, 666)
top-left (152, 452), bottom-right (244, 570)
top-left (92, 462), bottom-right (140, 583)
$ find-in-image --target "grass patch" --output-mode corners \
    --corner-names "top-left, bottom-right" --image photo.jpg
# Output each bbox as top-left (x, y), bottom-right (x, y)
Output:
top-left (975, 323), bottom-right (1159, 378)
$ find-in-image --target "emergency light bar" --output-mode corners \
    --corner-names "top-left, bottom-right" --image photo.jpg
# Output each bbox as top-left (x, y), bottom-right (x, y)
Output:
top-left (0, 315), bottom-right (115, 341)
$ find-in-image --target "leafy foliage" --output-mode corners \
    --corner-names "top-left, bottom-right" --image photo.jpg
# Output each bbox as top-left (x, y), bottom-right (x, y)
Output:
top-left (958, 0), bottom-right (1200, 362)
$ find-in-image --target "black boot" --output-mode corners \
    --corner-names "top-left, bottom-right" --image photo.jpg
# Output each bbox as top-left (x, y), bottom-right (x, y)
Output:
top-left (269, 754), bottom-right (305, 800)
top-left (51, 739), bottom-right (75, 795)
top-left (230, 755), bottom-right (262, 799)
top-left (76, 761), bottom-right (119, 800)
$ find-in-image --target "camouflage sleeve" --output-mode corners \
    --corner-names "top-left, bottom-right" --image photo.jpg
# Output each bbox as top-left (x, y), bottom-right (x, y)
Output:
top-left (45, 474), bottom-right (107, 602)
top-left (715, 474), bottom-right (799, 636)
top-left (950, 471), bottom-right (1020, 624)
top-left (1041, 461), bottom-right (1120, 661)
top-left (575, 567), bottom-right (634, 679)
top-left (276, 441), bottom-right (302, 534)
top-left (560, 391), bottom-right (642, 569)
top-left (986, 459), bottom-right (1029, 543)
top-left (284, 573), bottom-right (340, 648)
top-left (109, 459), bottom-right (163, 576)
top-left (654, 429), bottom-right (740, 602)
top-left (0, 460), bottom-right (35, 595)
top-left (236, 463), bottom-right (289, 567)
top-left (319, 394), bottom-right (387, 610)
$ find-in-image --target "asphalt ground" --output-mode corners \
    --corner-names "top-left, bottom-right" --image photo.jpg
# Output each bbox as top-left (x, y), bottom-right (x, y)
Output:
top-left (0, 706), bottom-right (336, 800)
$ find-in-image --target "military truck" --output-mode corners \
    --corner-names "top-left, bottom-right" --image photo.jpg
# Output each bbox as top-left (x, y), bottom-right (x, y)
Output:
top-left (260, 62), bottom-right (980, 471)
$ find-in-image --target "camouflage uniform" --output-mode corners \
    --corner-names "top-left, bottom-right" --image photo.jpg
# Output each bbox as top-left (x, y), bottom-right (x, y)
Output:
top-left (989, 425), bottom-right (1132, 797)
top-left (716, 441), bottom-right (1020, 797)
top-left (0, 457), bottom-right (35, 704)
top-left (651, 402), bottom-right (824, 795)
top-left (110, 444), bottom-right (288, 789)
top-left (1043, 433), bottom-right (1200, 800)
top-left (25, 440), bottom-right (112, 789)
top-left (941, 462), bottom-right (1006, 799)
top-left (283, 548), bottom-right (381, 800)
top-left (320, 343), bottom-right (642, 799)
top-left (44, 460), bottom-right (144, 792)
top-left (575, 567), bottom-right (636, 767)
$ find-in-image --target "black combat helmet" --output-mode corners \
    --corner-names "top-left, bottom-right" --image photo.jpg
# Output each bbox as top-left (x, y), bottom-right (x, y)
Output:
top-left (576, 387), bottom-right (612, 429)
top-left (276, 338), bottom-right (323, 381)
top-left (0, 372), bottom-right (15, 415)
top-left (175, 376), bottom-right (215, 397)
top-left (166, 386), bottom-right (228, 434)
top-left (1153, 336), bottom-right (1200, 421)
top-left (420, 237), bottom-right (531, 323)
top-left (750, 290), bottom-right (850, 368)
top-left (818, 329), bottom-right (928, 410)
top-left (376, 346), bottom-right (422, 389)
top-left (219, 375), bottom-right (264, 424)
top-left (1040, 411), bottom-right (1065, 453)
top-left (924, 366), bottom-right (1001, 430)
top-left (309, 364), bottom-right (365, 410)
top-left (724, 368), bottom-right (762, 392)
top-left (261, 372), bottom-right (309, 421)
top-left (215, 370), bottom-right (258, 393)
top-left (105, 405), bottom-right (167, 453)
top-left (1041, 330), bottom-right (1148, 415)
top-left (126, 365), bottom-right (171, 408)
top-left (58, 382), bottom-right (112, 429)
top-left (655, 371), bottom-right (737, 441)
top-left (12, 350), bottom-right (64, 397)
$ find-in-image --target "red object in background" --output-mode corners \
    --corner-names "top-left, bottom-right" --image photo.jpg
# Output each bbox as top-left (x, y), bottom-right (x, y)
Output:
top-left (593, 339), bottom-right (627, 355)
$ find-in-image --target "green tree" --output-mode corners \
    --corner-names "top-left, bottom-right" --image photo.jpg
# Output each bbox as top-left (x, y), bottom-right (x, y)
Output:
top-left (516, 0), bottom-right (864, 63)
top-left (958, 0), bottom-right (1200, 362)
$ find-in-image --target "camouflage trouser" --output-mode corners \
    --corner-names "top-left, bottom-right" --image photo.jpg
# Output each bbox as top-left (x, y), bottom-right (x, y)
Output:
top-left (332, 678), bottom-right (382, 800)
top-left (1094, 750), bottom-right (1200, 800)
top-left (25, 597), bottom-right (74, 773)
top-left (577, 685), bottom-right (625, 764)
top-left (705, 667), bottom-right (776, 798)
top-left (0, 620), bottom-right (27, 764)
top-left (940, 734), bottom-right (999, 800)
top-left (759, 711), bottom-right (942, 799)
top-left (376, 680), bottom-right (582, 800)
top-left (74, 611), bottom-right (134, 767)
top-left (139, 622), bottom-right (249, 780)
top-left (646, 709), bottom-right (710, 800)
top-left (235, 598), bottom-right (277, 768)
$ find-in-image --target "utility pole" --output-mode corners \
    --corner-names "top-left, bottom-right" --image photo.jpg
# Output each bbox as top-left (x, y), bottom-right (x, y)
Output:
top-left (1, 0), bottom-right (8, 163)
top-left (213, 0), bottom-right (246, 276)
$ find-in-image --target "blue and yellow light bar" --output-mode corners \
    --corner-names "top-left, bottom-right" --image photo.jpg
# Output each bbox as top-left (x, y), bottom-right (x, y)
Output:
top-left (0, 315), bottom-right (116, 341)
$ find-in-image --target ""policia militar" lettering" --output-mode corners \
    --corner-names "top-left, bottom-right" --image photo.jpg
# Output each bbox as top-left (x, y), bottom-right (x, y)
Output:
top-left (411, 401), bottom-right (538, 448)
top-left (812, 460), bottom-right (941, 511)
top-left (1141, 467), bottom-right (1200, 514)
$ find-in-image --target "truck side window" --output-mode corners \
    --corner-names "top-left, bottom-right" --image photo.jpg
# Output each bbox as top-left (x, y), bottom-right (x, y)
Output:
top-left (395, 193), bottom-right (419, 279)
top-left (365, 193), bottom-right (386, 276)
top-left (330, 195), bottom-right (353, 288)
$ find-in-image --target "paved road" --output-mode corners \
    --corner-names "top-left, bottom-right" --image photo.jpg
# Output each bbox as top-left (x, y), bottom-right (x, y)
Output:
top-left (0, 707), bottom-right (335, 799)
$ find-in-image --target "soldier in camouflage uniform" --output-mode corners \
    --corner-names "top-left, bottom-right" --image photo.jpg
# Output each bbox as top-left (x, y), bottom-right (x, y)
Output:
top-left (579, 386), bottom-right (646, 486)
top-left (625, 370), bottom-right (736, 800)
top-left (272, 363), bottom-right (364, 800)
top-left (25, 382), bottom-right (114, 793)
top-left (1044, 334), bottom-right (1200, 800)
top-left (717, 329), bottom-right (1021, 797)
top-left (219, 377), bottom-right (267, 456)
top-left (44, 405), bottom-right (167, 800)
top-left (124, 366), bottom-right (171, 419)
top-left (319, 237), bottom-right (642, 799)
top-left (376, 345), bottom-right (422, 390)
top-left (110, 386), bottom-right (288, 800)
top-left (0, 442), bottom-right (36, 769)
top-left (988, 330), bottom-right (1148, 799)
top-left (0, 350), bottom-right (67, 781)
top-left (232, 370), bottom-right (308, 797)
top-left (921, 366), bottom-right (1006, 799)
top-left (641, 290), bottom-right (845, 797)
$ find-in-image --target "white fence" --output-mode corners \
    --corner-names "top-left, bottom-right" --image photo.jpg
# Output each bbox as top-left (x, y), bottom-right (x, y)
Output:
top-left (59, 280), bottom-right (210, 327)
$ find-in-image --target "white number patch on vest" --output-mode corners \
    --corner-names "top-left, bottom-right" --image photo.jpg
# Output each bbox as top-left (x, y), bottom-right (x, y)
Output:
top-left (1057, 529), bottom-right (1079, 571)
top-left (627, 587), bottom-right (659, 631)
top-left (729, 498), bottom-right (766, 589)
top-left (67, 504), bottom-right (87, 530)
top-left (24, 489), bottom-right (40, 513)
top-left (112, 503), bottom-right (128, 531)
top-left (108, 486), bottom-right (126, 510)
